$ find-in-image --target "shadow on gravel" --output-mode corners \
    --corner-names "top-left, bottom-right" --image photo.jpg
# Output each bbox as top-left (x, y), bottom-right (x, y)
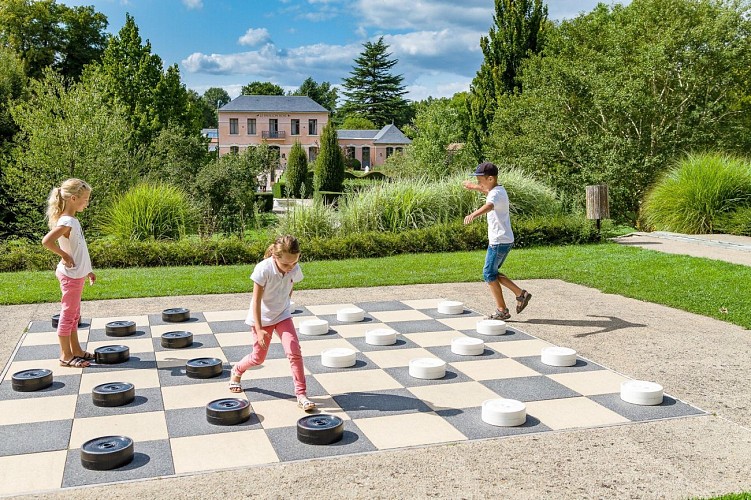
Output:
top-left (521, 315), bottom-right (647, 337)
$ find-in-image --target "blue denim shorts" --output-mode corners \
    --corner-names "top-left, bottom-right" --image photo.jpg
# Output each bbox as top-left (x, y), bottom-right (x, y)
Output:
top-left (483, 243), bottom-right (514, 282)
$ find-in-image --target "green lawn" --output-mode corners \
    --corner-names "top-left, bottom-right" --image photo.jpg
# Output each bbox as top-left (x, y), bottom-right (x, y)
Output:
top-left (2, 242), bottom-right (749, 330)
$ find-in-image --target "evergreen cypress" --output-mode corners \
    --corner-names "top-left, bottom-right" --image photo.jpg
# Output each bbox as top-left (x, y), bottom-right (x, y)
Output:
top-left (286, 141), bottom-right (308, 198)
top-left (314, 121), bottom-right (345, 193)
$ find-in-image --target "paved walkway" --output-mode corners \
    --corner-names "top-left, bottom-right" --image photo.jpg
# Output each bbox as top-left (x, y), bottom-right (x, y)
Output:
top-left (612, 231), bottom-right (751, 266)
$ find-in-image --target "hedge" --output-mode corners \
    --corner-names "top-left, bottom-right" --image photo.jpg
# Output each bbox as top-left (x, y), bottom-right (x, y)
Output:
top-left (255, 192), bottom-right (274, 212)
top-left (0, 215), bottom-right (604, 272)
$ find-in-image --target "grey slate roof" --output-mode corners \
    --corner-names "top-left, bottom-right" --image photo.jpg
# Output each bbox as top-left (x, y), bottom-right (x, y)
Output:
top-left (220, 95), bottom-right (328, 113)
top-left (338, 124), bottom-right (411, 144)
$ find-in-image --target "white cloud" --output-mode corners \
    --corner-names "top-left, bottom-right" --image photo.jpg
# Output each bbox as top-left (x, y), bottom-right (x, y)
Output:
top-left (356, 0), bottom-right (491, 31)
top-left (182, 0), bottom-right (203, 10)
top-left (238, 28), bottom-right (271, 46)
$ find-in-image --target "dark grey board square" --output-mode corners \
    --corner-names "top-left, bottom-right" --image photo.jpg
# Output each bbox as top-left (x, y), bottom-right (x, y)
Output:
top-left (222, 343), bottom-right (287, 363)
top-left (290, 305), bottom-right (312, 316)
top-left (13, 343), bottom-right (66, 362)
top-left (304, 352), bottom-right (375, 374)
top-left (83, 352), bottom-right (157, 373)
top-left (207, 319), bottom-right (249, 334)
top-left (513, 355), bottom-right (606, 374)
top-left (384, 319), bottom-right (454, 334)
top-left (87, 327), bottom-right (151, 342)
top-left (165, 405), bottom-right (262, 438)
top-left (436, 406), bottom-right (550, 439)
top-left (384, 366), bottom-right (473, 388)
top-left (458, 328), bottom-right (534, 342)
top-left (419, 308), bottom-right (483, 320)
top-left (243, 375), bottom-right (328, 401)
top-left (481, 376), bottom-right (581, 402)
top-left (424, 345), bottom-right (506, 363)
top-left (26, 319), bottom-right (91, 334)
top-left (152, 333), bottom-right (220, 352)
top-left (589, 393), bottom-right (707, 421)
top-left (354, 300), bottom-right (413, 312)
top-left (157, 365), bottom-right (231, 387)
top-left (346, 335), bottom-right (421, 352)
top-left (0, 374), bottom-right (81, 400)
top-left (62, 439), bottom-right (174, 488)
top-left (75, 387), bottom-right (164, 418)
top-left (0, 420), bottom-right (73, 457)
top-left (146, 311), bottom-right (206, 326)
top-left (316, 313), bottom-right (377, 327)
top-left (332, 389), bottom-right (432, 419)
top-left (266, 419), bottom-right (377, 462)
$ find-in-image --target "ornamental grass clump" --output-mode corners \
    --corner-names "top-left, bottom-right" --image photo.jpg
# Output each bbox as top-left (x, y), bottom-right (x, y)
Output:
top-left (98, 183), bottom-right (197, 241)
top-left (641, 153), bottom-right (751, 234)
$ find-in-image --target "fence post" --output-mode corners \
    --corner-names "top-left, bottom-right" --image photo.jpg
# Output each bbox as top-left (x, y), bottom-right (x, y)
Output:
top-left (585, 184), bottom-right (610, 231)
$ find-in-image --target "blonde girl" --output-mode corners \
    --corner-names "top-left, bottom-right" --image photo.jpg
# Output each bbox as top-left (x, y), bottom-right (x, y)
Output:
top-left (41, 179), bottom-right (96, 368)
top-left (229, 235), bottom-right (316, 411)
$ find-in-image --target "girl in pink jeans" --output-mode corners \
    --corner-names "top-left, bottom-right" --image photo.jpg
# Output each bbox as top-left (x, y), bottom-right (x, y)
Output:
top-left (41, 179), bottom-right (96, 368)
top-left (229, 235), bottom-right (316, 411)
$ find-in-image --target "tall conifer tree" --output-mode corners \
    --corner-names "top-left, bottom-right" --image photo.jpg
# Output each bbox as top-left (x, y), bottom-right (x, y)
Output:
top-left (340, 37), bottom-right (409, 127)
top-left (467, 0), bottom-right (547, 161)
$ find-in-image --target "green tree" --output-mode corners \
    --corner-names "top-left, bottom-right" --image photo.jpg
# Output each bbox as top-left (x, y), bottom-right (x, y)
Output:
top-left (141, 124), bottom-right (211, 197)
top-left (200, 87), bottom-right (231, 128)
top-left (314, 121), bottom-right (345, 192)
top-left (339, 114), bottom-right (377, 130)
top-left (285, 141), bottom-right (309, 198)
top-left (340, 37), bottom-right (410, 127)
top-left (241, 81), bottom-right (284, 95)
top-left (0, 47), bottom-right (27, 238)
top-left (486, 0), bottom-right (751, 221)
top-left (291, 77), bottom-right (338, 112)
top-left (0, 0), bottom-right (107, 81)
top-left (96, 14), bottom-right (200, 146)
top-left (6, 69), bottom-right (136, 237)
top-left (467, 0), bottom-right (547, 161)
top-left (195, 146), bottom-right (266, 236)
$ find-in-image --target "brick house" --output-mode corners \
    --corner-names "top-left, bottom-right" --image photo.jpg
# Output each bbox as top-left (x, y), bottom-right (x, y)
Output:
top-left (217, 95), bottom-right (410, 169)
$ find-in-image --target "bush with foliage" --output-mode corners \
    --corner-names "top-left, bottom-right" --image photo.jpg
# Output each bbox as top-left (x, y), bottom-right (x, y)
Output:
top-left (98, 183), bottom-right (196, 241)
top-left (285, 141), bottom-right (308, 198)
top-left (640, 153), bottom-right (751, 234)
top-left (313, 121), bottom-right (345, 193)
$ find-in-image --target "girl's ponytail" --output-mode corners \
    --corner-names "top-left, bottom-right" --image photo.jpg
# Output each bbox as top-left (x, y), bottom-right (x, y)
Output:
top-left (45, 179), bottom-right (91, 229)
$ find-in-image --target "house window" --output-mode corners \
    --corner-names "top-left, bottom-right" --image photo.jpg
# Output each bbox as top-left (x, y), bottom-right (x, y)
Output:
top-left (229, 118), bottom-right (238, 135)
top-left (291, 119), bottom-right (300, 135)
top-left (247, 118), bottom-right (256, 135)
top-left (346, 146), bottom-right (355, 159)
top-left (229, 146), bottom-right (239, 154)
top-left (308, 146), bottom-right (319, 162)
top-left (308, 119), bottom-right (317, 135)
top-left (386, 147), bottom-right (394, 158)
top-left (396, 147), bottom-right (403, 154)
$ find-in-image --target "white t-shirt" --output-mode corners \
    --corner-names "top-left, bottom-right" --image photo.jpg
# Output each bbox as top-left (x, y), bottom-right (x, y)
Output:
top-left (486, 186), bottom-right (514, 245)
top-left (55, 215), bottom-right (93, 279)
top-left (245, 256), bottom-right (304, 327)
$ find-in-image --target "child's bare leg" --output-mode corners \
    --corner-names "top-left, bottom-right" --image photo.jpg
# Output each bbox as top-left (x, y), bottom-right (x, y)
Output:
top-left (58, 336), bottom-right (74, 362)
top-left (69, 330), bottom-right (86, 357)
top-left (488, 280), bottom-right (507, 311)
top-left (498, 274), bottom-right (523, 297)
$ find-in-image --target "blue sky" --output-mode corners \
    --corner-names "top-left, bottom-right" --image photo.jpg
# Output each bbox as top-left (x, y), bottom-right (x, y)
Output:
top-left (63, 0), bottom-right (629, 101)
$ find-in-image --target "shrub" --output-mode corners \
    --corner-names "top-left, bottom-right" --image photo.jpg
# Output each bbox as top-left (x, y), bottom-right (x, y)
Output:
top-left (272, 181), bottom-right (287, 198)
top-left (98, 183), bottom-right (197, 241)
top-left (286, 141), bottom-right (308, 198)
top-left (641, 153), bottom-right (751, 234)
top-left (254, 192), bottom-right (274, 212)
top-left (314, 121), bottom-right (345, 192)
top-left (715, 205), bottom-right (751, 236)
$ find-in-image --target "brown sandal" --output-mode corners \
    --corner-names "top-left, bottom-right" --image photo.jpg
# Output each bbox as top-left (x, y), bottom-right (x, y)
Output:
top-left (516, 290), bottom-right (532, 314)
top-left (229, 368), bottom-right (243, 393)
top-left (79, 351), bottom-right (95, 361)
top-left (60, 357), bottom-right (89, 368)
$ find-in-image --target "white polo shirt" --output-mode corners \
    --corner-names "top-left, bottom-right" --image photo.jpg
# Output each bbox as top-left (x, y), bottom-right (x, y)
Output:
top-left (245, 256), bottom-right (303, 327)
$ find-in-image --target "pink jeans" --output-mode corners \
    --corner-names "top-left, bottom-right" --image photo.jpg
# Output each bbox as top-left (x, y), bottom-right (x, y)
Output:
top-left (234, 317), bottom-right (306, 396)
top-left (55, 270), bottom-right (85, 337)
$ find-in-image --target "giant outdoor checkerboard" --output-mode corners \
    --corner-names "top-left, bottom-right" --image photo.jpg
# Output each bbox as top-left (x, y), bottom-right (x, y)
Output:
top-left (0, 298), bottom-right (705, 496)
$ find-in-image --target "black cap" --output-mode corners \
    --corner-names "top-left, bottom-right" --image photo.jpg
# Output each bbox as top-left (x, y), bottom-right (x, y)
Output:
top-left (471, 162), bottom-right (498, 176)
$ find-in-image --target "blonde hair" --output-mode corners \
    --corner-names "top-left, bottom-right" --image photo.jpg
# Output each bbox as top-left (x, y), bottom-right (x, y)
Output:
top-left (264, 234), bottom-right (300, 259)
top-left (46, 178), bottom-right (91, 229)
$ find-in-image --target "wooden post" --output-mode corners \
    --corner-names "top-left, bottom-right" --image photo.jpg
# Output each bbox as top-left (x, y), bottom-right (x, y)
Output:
top-left (586, 184), bottom-right (610, 231)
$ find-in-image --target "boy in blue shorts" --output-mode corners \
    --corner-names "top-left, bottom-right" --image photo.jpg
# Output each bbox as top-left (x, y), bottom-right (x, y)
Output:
top-left (463, 162), bottom-right (532, 320)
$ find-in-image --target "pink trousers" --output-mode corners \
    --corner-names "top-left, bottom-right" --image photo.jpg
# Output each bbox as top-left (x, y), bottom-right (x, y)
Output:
top-left (55, 270), bottom-right (85, 337)
top-left (234, 317), bottom-right (306, 396)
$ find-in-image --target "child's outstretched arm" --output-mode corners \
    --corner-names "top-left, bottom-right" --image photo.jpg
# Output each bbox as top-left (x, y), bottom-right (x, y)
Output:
top-left (42, 226), bottom-right (74, 268)
top-left (462, 180), bottom-right (489, 194)
top-left (251, 281), bottom-right (269, 348)
top-left (464, 202), bottom-right (494, 225)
